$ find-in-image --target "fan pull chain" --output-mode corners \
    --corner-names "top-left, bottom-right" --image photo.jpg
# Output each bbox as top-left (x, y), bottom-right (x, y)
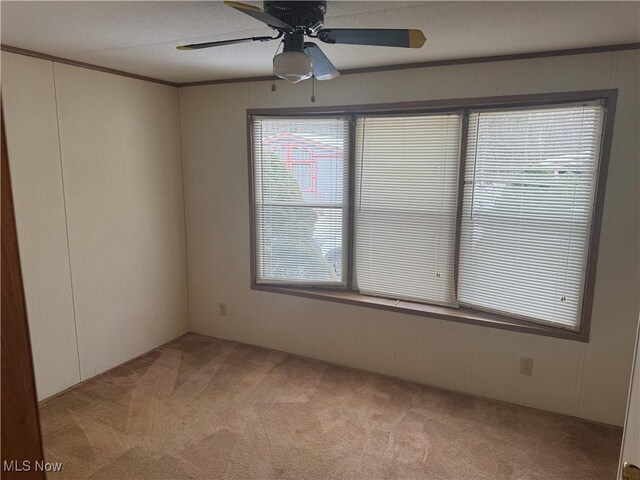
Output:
top-left (271, 38), bottom-right (284, 93)
top-left (311, 73), bottom-right (316, 103)
top-left (271, 60), bottom-right (277, 92)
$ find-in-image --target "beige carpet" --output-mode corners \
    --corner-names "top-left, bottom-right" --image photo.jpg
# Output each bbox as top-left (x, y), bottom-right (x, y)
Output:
top-left (40, 333), bottom-right (621, 479)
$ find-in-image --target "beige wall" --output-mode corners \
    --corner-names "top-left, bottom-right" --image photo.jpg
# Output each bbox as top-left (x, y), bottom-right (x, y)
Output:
top-left (179, 50), bottom-right (640, 426)
top-left (2, 52), bottom-right (189, 398)
top-left (2, 53), bottom-right (80, 399)
top-left (2, 48), bottom-right (637, 425)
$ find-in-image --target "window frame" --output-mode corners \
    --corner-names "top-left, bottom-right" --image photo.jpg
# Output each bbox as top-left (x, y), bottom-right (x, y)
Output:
top-left (247, 89), bottom-right (618, 342)
top-left (250, 114), bottom-right (351, 287)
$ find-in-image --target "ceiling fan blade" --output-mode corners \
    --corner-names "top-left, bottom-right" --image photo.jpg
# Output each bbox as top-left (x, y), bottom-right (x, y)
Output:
top-left (317, 29), bottom-right (426, 49)
top-left (177, 35), bottom-right (275, 50)
top-left (304, 42), bottom-right (340, 80)
top-left (224, 1), bottom-right (293, 30)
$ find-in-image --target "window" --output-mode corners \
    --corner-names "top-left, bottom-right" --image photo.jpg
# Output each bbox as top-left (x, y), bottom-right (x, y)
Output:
top-left (249, 92), bottom-right (613, 339)
top-left (252, 117), bottom-right (349, 285)
top-left (355, 114), bottom-right (462, 305)
top-left (458, 105), bottom-right (604, 329)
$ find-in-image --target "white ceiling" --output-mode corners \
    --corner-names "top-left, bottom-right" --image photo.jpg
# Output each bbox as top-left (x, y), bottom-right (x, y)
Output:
top-left (1, 1), bottom-right (639, 84)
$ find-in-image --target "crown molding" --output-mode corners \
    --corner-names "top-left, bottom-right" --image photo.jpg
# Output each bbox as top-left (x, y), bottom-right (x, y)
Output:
top-left (1, 44), bottom-right (177, 87)
top-left (178, 42), bottom-right (640, 87)
top-left (2, 42), bottom-right (638, 89)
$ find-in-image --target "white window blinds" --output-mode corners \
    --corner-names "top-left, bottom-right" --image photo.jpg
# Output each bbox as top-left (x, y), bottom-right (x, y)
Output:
top-left (355, 114), bottom-right (462, 305)
top-left (458, 104), bottom-right (605, 329)
top-left (253, 117), bottom-right (349, 285)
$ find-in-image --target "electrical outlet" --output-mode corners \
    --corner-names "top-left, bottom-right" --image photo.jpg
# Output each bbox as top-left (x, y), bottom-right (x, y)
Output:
top-left (520, 357), bottom-right (534, 376)
top-left (219, 302), bottom-right (227, 317)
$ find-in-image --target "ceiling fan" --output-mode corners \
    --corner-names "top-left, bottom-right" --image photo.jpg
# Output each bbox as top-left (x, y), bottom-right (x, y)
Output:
top-left (177, 1), bottom-right (426, 83)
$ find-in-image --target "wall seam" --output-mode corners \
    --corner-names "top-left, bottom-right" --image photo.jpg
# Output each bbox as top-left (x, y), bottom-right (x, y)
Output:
top-left (392, 312), bottom-right (399, 377)
top-left (248, 82), bottom-right (261, 346)
top-left (574, 344), bottom-right (588, 417)
top-left (51, 62), bottom-right (83, 382)
top-left (176, 87), bottom-right (192, 333)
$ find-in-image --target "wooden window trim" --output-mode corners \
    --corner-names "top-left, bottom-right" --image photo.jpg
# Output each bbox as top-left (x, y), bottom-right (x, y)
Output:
top-left (247, 89), bottom-right (618, 342)
top-left (253, 284), bottom-right (590, 342)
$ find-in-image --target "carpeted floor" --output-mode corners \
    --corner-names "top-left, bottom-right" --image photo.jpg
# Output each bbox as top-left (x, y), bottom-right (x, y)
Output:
top-left (40, 333), bottom-right (621, 479)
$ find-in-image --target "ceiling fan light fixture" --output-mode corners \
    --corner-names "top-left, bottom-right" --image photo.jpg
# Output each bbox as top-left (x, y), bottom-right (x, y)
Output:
top-left (273, 51), bottom-right (313, 83)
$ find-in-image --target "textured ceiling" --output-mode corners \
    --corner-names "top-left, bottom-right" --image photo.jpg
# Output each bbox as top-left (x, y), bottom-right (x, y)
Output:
top-left (1, 1), bottom-right (639, 84)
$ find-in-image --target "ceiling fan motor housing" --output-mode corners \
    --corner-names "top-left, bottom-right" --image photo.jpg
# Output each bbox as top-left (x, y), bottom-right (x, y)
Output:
top-left (263, 1), bottom-right (327, 34)
top-left (283, 33), bottom-right (305, 53)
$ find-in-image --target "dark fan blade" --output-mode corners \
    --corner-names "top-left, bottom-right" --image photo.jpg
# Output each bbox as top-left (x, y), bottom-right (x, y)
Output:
top-left (224, 1), bottom-right (293, 30)
top-left (317, 29), bottom-right (426, 48)
top-left (304, 42), bottom-right (339, 80)
top-left (177, 36), bottom-right (275, 50)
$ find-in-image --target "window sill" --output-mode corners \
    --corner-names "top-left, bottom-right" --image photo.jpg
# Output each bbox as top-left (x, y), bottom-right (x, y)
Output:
top-left (252, 284), bottom-right (588, 342)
